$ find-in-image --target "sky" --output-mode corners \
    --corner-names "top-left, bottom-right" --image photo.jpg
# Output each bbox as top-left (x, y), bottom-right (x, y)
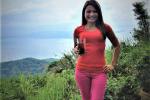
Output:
top-left (1, 0), bottom-right (149, 62)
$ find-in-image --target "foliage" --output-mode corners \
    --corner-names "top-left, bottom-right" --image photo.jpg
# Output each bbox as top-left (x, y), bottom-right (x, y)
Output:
top-left (136, 43), bottom-right (150, 92)
top-left (0, 77), bottom-right (26, 100)
top-left (132, 1), bottom-right (150, 94)
top-left (2, 41), bottom-right (149, 100)
top-left (0, 74), bottom-right (48, 100)
top-left (0, 70), bottom-right (81, 100)
top-left (1, 42), bottom-right (147, 100)
top-left (132, 2), bottom-right (150, 42)
top-left (0, 58), bottom-right (54, 77)
top-left (105, 75), bottom-right (140, 100)
top-left (46, 51), bottom-right (76, 73)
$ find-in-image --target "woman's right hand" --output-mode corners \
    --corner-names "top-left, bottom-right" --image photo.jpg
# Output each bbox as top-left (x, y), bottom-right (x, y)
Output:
top-left (73, 45), bottom-right (79, 55)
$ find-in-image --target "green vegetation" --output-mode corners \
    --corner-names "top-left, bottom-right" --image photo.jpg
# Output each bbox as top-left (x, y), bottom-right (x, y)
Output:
top-left (1, 42), bottom-right (149, 100)
top-left (0, 58), bottom-right (57, 77)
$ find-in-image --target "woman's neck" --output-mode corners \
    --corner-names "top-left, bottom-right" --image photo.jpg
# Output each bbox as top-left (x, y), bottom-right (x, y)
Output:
top-left (86, 23), bottom-right (96, 29)
top-left (85, 23), bottom-right (96, 30)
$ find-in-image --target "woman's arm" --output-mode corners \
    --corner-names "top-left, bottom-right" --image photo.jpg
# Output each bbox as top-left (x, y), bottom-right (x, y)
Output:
top-left (108, 29), bottom-right (121, 66)
top-left (104, 27), bottom-right (121, 72)
top-left (111, 40), bottom-right (120, 67)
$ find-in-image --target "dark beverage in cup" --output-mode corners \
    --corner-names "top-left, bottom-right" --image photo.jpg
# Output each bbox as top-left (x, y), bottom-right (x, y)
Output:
top-left (78, 43), bottom-right (84, 54)
top-left (77, 39), bottom-right (85, 55)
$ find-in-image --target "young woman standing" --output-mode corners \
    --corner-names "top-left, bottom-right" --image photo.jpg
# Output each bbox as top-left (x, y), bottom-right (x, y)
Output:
top-left (73, 0), bottom-right (120, 100)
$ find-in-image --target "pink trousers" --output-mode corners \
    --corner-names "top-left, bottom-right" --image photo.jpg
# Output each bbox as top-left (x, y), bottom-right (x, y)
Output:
top-left (75, 68), bottom-right (107, 100)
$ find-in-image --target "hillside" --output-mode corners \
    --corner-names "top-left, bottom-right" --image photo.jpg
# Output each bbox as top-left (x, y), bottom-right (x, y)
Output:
top-left (0, 57), bottom-right (58, 77)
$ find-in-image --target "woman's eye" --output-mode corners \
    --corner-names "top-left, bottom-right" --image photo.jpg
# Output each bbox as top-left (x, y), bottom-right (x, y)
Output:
top-left (86, 11), bottom-right (91, 13)
top-left (86, 10), bottom-right (97, 13)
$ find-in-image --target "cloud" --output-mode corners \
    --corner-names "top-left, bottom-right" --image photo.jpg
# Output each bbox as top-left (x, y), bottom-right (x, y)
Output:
top-left (2, 0), bottom-right (85, 25)
top-left (2, 0), bottom-right (149, 39)
top-left (100, 0), bottom-right (149, 35)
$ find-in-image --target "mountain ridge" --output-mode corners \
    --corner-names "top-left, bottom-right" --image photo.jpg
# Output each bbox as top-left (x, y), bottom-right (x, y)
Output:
top-left (0, 57), bottom-right (58, 77)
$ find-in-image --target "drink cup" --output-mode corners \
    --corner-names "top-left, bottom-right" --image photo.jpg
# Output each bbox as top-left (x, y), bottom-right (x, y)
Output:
top-left (77, 39), bottom-right (85, 55)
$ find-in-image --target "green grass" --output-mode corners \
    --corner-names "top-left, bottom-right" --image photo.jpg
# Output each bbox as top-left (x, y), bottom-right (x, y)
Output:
top-left (0, 69), bottom-right (139, 100)
top-left (0, 70), bottom-right (81, 100)
top-left (1, 43), bottom-right (149, 100)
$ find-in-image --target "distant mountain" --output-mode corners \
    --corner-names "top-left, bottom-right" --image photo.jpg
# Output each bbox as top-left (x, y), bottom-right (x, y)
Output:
top-left (0, 57), bottom-right (58, 77)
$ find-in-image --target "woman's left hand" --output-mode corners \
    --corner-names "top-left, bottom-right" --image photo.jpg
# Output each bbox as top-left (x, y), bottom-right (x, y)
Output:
top-left (103, 64), bottom-right (115, 73)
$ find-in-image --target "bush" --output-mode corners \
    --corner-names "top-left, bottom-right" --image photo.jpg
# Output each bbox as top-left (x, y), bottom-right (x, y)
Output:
top-left (105, 75), bottom-right (140, 100)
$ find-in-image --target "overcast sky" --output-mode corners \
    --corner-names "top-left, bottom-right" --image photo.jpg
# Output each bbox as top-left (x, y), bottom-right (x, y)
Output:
top-left (1, 0), bottom-right (149, 62)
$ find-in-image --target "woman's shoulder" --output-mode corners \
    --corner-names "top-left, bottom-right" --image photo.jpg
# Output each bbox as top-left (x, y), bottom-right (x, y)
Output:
top-left (74, 25), bottom-right (85, 33)
top-left (104, 23), bottom-right (113, 33)
top-left (104, 23), bottom-right (112, 29)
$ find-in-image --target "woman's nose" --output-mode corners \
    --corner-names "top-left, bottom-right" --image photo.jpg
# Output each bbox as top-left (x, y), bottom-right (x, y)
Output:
top-left (89, 12), bottom-right (95, 16)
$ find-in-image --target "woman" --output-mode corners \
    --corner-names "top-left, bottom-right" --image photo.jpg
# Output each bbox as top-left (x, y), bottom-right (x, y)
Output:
top-left (73, 0), bottom-right (120, 100)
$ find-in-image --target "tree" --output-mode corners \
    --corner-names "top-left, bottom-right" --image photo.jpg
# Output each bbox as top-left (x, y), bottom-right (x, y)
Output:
top-left (132, 2), bottom-right (150, 42)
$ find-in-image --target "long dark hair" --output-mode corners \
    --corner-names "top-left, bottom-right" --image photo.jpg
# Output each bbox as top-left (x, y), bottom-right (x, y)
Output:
top-left (82, 0), bottom-right (106, 39)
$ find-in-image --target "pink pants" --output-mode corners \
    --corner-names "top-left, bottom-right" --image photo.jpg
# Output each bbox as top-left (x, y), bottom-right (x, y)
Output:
top-left (75, 68), bottom-right (107, 100)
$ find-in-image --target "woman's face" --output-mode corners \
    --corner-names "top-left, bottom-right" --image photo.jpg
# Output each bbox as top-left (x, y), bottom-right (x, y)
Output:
top-left (84, 5), bottom-right (98, 24)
